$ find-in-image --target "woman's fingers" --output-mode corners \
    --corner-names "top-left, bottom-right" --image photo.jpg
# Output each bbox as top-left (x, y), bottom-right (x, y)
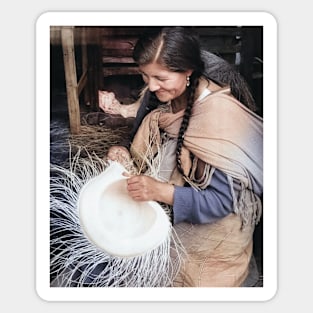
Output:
top-left (107, 146), bottom-right (130, 161)
top-left (125, 175), bottom-right (156, 201)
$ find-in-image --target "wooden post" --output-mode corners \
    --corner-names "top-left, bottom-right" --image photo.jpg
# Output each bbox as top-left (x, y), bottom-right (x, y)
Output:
top-left (81, 27), bottom-right (90, 107)
top-left (61, 26), bottom-right (80, 134)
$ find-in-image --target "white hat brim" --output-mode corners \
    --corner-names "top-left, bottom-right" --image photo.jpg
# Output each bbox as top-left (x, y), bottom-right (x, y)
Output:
top-left (78, 162), bottom-right (171, 257)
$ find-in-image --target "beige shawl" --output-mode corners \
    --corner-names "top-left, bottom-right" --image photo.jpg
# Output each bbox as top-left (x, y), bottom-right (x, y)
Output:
top-left (130, 87), bottom-right (263, 226)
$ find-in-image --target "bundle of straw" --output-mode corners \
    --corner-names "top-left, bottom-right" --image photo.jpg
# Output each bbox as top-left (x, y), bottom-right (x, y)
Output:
top-left (50, 146), bottom-right (184, 287)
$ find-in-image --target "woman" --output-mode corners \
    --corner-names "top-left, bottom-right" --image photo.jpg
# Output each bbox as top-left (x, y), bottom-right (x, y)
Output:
top-left (104, 27), bottom-right (263, 287)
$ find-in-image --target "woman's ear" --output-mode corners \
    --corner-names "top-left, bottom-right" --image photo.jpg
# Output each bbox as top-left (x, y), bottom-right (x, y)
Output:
top-left (186, 69), bottom-right (193, 77)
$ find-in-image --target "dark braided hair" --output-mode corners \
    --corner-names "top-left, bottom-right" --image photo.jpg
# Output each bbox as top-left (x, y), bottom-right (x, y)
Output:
top-left (133, 27), bottom-right (205, 176)
top-left (175, 75), bottom-right (200, 175)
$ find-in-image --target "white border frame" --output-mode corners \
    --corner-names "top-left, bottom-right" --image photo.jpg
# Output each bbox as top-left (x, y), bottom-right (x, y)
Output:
top-left (36, 11), bottom-right (277, 302)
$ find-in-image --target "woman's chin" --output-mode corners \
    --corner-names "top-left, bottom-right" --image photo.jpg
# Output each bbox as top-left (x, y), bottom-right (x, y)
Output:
top-left (155, 92), bottom-right (170, 102)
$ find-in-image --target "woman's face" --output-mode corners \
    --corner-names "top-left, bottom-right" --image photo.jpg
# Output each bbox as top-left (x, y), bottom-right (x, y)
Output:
top-left (139, 63), bottom-right (192, 103)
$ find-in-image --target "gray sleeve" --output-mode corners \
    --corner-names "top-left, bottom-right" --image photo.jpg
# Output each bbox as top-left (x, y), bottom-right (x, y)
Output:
top-left (172, 169), bottom-right (236, 225)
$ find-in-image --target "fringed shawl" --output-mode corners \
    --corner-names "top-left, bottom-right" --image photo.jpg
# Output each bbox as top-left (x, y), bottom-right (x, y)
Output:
top-left (130, 87), bottom-right (263, 227)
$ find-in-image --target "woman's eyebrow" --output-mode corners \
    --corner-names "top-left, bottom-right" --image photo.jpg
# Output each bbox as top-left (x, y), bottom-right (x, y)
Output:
top-left (139, 71), bottom-right (168, 79)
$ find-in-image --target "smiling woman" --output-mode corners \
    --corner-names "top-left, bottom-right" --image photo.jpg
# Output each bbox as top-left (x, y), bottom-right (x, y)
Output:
top-left (49, 25), bottom-right (264, 288)
top-left (103, 26), bottom-right (263, 287)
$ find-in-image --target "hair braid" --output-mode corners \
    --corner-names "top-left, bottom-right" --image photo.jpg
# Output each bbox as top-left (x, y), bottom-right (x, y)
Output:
top-left (176, 76), bottom-right (200, 176)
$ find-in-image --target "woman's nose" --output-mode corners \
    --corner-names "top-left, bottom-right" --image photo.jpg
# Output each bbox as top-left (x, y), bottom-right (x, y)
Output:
top-left (147, 79), bottom-right (160, 92)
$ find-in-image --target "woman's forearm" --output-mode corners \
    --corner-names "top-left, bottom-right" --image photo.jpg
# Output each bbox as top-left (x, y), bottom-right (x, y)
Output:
top-left (153, 181), bottom-right (175, 205)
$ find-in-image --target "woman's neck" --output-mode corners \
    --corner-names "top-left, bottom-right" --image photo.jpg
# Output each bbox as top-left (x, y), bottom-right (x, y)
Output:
top-left (171, 93), bottom-right (188, 113)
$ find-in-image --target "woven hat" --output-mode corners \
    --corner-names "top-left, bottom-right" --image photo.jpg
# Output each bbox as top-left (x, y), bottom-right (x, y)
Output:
top-left (78, 161), bottom-right (171, 257)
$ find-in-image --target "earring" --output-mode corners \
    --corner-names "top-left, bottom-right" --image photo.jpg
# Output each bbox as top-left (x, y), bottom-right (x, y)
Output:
top-left (186, 76), bottom-right (190, 87)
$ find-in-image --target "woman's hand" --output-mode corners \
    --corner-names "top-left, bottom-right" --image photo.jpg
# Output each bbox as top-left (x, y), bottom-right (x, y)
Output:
top-left (124, 174), bottom-right (175, 205)
top-left (107, 146), bottom-right (131, 165)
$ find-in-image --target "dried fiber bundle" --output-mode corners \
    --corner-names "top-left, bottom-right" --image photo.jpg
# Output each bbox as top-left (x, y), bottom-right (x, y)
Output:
top-left (50, 150), bottom-right (184, 287)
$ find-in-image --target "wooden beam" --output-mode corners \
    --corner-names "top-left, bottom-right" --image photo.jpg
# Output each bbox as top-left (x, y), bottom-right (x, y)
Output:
top-left (77, 69), bottom-right (88, 96)
top-left (81, 27), bottom-right (90, 106)
top-left (61, 26), bottom-right (81, 134)
top-left (102, 66), bottom-right (140, 77)
top-left (102, 56), bottom-right (134, 64)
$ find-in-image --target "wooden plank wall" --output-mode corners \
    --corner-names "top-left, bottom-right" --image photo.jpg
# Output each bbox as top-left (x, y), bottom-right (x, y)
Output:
top-left (50, 26), bottom-right (263, 133)
top-left (98, 26), bottom-right (245, 77)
